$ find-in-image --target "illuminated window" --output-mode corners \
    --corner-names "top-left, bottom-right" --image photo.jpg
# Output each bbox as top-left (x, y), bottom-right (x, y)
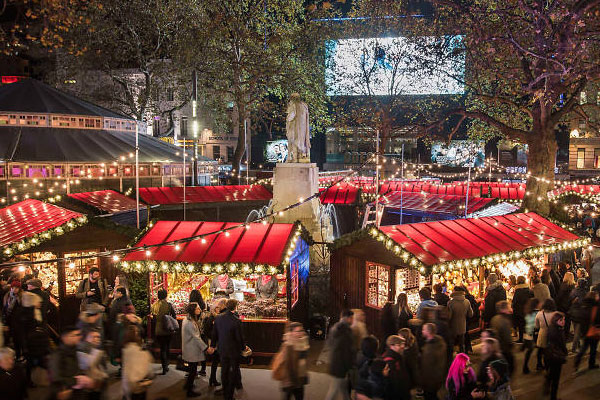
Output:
top-left (366, 262), bottom-right (390, 309)
top-left (595, 149), bottom-right (600, 169)
top-left (64, 252), bottom-right (99, 295)
top-left (291, 259), bottom-right (299, 308)
top-left (213, 145), bottom-right (221, 160)
top-left (577, 148), bottom-right (586, 169)
top-left (580, 91), bottom-right (587, 104)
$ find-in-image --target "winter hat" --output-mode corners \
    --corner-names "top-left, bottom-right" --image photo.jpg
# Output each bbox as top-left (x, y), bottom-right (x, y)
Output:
top-left (489, 358), bottom-right (509, 378)
top-left (10, 280), bottom-right (21, 288)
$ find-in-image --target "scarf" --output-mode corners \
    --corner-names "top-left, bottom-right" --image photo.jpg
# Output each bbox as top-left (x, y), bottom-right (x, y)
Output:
top-left (261, 275), bottom-right (273, 286)
top-left (218, 274), bottom-right (229, 289)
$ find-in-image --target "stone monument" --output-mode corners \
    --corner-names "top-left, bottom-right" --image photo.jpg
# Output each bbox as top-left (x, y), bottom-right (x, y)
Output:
top-left (272, 93), bottom-right (321, 237)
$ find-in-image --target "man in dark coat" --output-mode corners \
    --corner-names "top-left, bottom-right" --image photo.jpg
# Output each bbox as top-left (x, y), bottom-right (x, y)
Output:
top-left (49, 326), bottom-right (94, 400)
top-left (209, 299), bottom-right (245, 400)
top-left (419, 323), bottom-right (447, 400)
top-left (382, 335), bottom-right (412, 400)
top-left (26, 278), bottom-right (51, 327)
top-left (544, 264), bottom-right (562, 298)
top-left (490, 301), bottom-right (514, 374)
top-left (511, 276), bottom-right (533, 342)
top-left (433, 283), bottom-right (450, 307)
top-left (447, 287), bottom-right (473, 354)
top-left (324, 309), bottom-right (355, 400)
top-left (483, 273), bottom-right (507, 325)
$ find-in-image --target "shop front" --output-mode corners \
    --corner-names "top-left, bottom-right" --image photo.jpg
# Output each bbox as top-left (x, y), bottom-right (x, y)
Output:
top-left (121, 220), bottom-right (310, 356)
top-left (330, 212), bottom-right (587, 336)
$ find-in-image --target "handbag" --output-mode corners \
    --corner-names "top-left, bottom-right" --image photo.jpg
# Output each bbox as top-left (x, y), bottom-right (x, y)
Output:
top-left (163, 314), bottom-right (179, 333)
top-left (586, 306), bottom-right (600, 340)
top-left (176, 355), bottom-right (189, 372)
top-left (270, 345), bottom-right (287, 381)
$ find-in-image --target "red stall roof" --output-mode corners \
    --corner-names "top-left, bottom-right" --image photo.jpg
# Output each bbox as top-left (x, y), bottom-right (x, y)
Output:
top-left (375, 212), bottom-right (580, 268)
top-left (124, 221), bottom-right (298, 266)
top-left (68, 190), bottom-right (143, 213)
top-left (380, 192), bottom-right (494, 215)
top-left (319, 182), bottom-right (360, 205)
top-left (138, 185), bottom-right (272, 205)
top-left (0, 199), bottom-right (84, 248)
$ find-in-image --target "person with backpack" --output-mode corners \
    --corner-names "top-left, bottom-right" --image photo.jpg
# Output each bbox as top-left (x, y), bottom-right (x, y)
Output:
top-left (271, 322), bottom-right (309, 400)
top-left (151, 289), bottom-right (177, 375)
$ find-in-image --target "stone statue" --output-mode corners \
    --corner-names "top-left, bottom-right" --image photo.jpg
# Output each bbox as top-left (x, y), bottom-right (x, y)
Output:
top-left (286, 93), bottom-right (310, 162)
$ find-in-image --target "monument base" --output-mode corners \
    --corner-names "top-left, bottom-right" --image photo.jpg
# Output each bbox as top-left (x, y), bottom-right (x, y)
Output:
top-left (272, 162), bottom-right (321, 239)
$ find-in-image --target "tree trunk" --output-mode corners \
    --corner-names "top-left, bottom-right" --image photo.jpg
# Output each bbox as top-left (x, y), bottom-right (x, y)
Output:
top-left (231, 102), bottom-right (247, 184)
top-left (522, 128), bottom-right (557, 216)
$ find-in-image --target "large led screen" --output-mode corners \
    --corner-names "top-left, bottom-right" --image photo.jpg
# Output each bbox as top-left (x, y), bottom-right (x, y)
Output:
top-left (326, 36), bottom-right (464, 96)
top-left (431, 140), bottom-right (485, 168)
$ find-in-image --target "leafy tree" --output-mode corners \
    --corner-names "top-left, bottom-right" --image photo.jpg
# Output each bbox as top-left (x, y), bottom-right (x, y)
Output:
top-left (411, 0), bottom-right (600, 215)
top-left (59, 0), bottom-right (193, 126)
top-left (181, 0), bottom-right (331, 175)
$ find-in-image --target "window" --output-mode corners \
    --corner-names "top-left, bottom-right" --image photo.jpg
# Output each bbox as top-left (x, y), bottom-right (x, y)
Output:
top-left (227, 146), bottom-right (234, 161)
top-left (290, 259), bottom-right (299, 308)
top-left (64, 252), bottom-right (99, 295)
top-left (167, 88), bottom-right (174, 102)
top-left (213, 145), bottom-right (221, 160)
top-left (595, 149), bottom-right (600, 169)
top-left (577, 148), bottom-right (586, 169)
top-left (153, 118), bottom-right (160, 136)
top-left (366, 262), bottom-right (390, 309)
top-left (181, 117), bottom-right (188, 137)
top-left (580, 91), bottom-right (587, 104)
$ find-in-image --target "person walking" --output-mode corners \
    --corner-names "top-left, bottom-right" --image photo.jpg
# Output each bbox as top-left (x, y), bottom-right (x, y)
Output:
top-left (545, 312), bottom-right (568, 400)
top-left (448, 287), bottom-right (473, 354)
top-left (574, 291), bottom-right (600, 373)
top-left (544, 264), bottom-right (562, 298)
top-left (208, 299), bottom-right (246, 400)
top-left (541, 269), bottom-right (557, 299)
top-left (522, 298), bottom-right (540, 374)
top-left (477, 338), bottom-right (504, 387)
top-left (203, 298), bottom-right (226, 388)
top-left (471, 359), bottom-right (514, 400)
top-left (324, 309), bottom-right (355, 400)
top-left (511, 276), bottom-right (532, 343)
top-left (277, 322), bottom-right (310, 400)
top-left (77, 329), bottom-right (109, 400)
top-left (394, 293), bottom-right (413, 330)
top-left (483, 273), bottom-right (506, 326)
top-left (151, 289), bottom-right (177, 375)
top-left (532, 277), bottom-right (551, 307)
top-left (182, 302), bottom-right (208, 397)
top-left (535, 298), bottom-right (556, 371)
top-left (398, 328), bottom-right (419, 390)
top-left (381, 302), bottom-right (398, 343)
top-left (108, 287), bottom-right (132, 331)
top-left (49, 326), bottom-right (95, 400)
top-left (556, 272), bottom-right (576, 335)
top-left (355, 335), bottom-right (379, 400)
top-left (383, 335), bottom-right (412, 400)
top-left (122, 325), bottom-right (154, 400)
top-left (2, 280), bottom-right (25, 360)
top-left (0, 347), bottom-right (28, 399)
top-left (75, 267), bottom-right (109, 311)
top-left (460, 285), bottom-right (480, 354)
top-left (77, 303), bottom-right (105, 341)
top-left (570, 278), bottom-right (589, 353)
top-left (490, 301), bottom-right (514, 374)
top-left (25, 278), bottom-right (50, 327)
top-left (445, 353), bottom-right (477, 400)
top-left (419, 323), bottom-right (447, 400)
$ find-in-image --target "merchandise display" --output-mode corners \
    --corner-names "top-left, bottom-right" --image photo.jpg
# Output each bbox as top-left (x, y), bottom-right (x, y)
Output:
top-left (366, 262), bottom-right (389, 309)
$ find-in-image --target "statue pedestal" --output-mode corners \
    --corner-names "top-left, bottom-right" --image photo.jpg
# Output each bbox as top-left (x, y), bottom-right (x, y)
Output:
top-left (272, 163), bottom-right (320, 237)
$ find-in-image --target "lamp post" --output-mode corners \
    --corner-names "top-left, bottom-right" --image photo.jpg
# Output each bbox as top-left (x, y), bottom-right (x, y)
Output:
top-left (135, 121), bottom-right (140, 229)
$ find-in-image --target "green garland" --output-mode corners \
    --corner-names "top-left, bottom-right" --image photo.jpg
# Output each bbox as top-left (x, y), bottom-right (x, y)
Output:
top-left (1, 215), bottom-right (88, 262)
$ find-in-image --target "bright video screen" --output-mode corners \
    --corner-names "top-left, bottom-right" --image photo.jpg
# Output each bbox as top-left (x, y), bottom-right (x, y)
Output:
top-left (431, 140), bottom-right (485, 168)
top-left (265, 140), bottom-right (288, 163)
top-left (325, 36), bottom-right (464, 96)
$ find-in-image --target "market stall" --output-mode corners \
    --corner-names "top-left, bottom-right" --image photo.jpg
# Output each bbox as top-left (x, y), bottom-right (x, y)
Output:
top-left (330, 212), bottom-right (587, 336)
top-left (121, 220), bottom-right (310, 356)
top-left (0, 199), bottom-right (134, 328)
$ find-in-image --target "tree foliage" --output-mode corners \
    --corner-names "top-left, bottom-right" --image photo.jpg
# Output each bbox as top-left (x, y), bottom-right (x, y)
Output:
top-left (408, 0), bottom-right (600, 215)
top-left (180, 0), bottom-right (331, 174)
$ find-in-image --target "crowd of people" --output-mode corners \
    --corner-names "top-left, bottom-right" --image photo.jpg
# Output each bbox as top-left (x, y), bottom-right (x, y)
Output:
top-left (1, 260), bottom-right (600, 400)
top-left (0, 267), bottom-right (252, 400)
top-left (322, 262), bottom-right (600, 400)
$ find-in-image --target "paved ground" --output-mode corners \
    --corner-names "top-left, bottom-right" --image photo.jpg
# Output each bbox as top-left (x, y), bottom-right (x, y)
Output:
top-left (29, 338), bottom-right (600, 399)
